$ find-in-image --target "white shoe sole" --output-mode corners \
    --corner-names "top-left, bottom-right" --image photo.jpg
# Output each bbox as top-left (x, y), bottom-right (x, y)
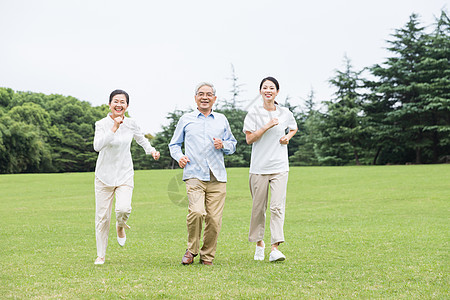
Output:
top-left (269, 256), bottom-right (286, 262)
top-left (269, 249), bottom-right (286, 262)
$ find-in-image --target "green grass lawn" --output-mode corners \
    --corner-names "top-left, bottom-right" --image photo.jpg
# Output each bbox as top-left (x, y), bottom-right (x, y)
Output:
top-left (1, 165), bottom-right (448, 299)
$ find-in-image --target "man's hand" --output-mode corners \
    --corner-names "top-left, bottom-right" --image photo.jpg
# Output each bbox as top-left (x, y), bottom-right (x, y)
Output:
top-left (213, 138), bottom-right (223, 149)
top-left (178, 155), bottom-right (190, 168)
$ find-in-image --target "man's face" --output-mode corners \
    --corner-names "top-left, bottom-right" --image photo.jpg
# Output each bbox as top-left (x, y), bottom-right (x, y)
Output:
top-left (195, 85), bottom-right (216, 114)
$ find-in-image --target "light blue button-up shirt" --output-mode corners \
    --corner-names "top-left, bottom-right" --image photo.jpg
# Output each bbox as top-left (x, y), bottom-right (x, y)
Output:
top-left (169, 109), bottom-right (237, 182)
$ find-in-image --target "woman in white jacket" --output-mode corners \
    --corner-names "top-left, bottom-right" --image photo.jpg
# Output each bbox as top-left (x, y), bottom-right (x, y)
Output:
top-left (93, 89), bottom-right (160, 265)
top-left (243, 77), bottom-right (298, 262)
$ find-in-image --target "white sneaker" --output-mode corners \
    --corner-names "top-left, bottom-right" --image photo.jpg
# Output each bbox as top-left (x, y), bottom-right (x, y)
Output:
top-left (117, 236), bottom-right (126, 247)
top-left (94, 257), bottom-right (105, 265)
top-left (117, 225), bottom-right (126, 247)
top-left (254, 245), bottom-right (265, 261)
top-left (269, 249), bottom-right (286, 262)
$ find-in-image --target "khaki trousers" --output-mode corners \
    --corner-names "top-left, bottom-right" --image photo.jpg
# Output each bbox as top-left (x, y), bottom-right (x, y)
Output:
top-left (248, 172), bottom-right (288, 245)
top-left (185, 172), bottom-right (226, 262)
top-left (95, 176), bottom-right (133, 258)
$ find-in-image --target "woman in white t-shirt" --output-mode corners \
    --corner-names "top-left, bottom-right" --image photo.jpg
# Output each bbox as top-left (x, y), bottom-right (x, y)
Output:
top-left (93, 89), bottom-right (160, 265)
top-left (243, 77), bottom-right (298, 262)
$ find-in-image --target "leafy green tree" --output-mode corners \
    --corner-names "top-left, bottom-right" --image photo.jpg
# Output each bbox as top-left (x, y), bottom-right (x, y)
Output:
top-left (0, 87), bottom-right (14, 108)
top-left (0, 89), bottom-right (107, 173)
top-left (9, 102), bottom-right (52, 131)
top-left (130, 133), bottom-right (158, 170)
top-left (0, 113), bottom-right (51, 173)
top-left (136, 109), bottom-right (187, 169)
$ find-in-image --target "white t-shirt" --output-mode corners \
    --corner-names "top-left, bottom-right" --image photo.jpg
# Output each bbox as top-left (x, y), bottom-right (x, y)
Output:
top-left (93, 114), bottom-right (155, 186)
top-left (243, 104), bottom-right (298, 174)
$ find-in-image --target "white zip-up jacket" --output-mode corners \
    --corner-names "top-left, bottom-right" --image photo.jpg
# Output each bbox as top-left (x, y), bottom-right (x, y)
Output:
top-left (94, 114), bottom-right (155, 186)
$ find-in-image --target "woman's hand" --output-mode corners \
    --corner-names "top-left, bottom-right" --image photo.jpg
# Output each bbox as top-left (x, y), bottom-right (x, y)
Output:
top-left (246, 118), bottom-right (280, 145)
top-left (112, 116), bottom-right (124, 132)
top-left (279, 135), bottom-right (290, 144)
top-left (265, 118), bottom-right (279, 130)
top-left (152, 151), bottom-right (160, 160)
top-left (280, 129), bottom-right (298, 145)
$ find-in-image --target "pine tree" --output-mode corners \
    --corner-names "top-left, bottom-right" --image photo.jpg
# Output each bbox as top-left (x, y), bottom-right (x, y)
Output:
top-left (290, 88), bottom-right (321, 166)
top-left (318, 56), bottom-right (366, 165)
top-left (369, 14), bottom-right (424, 163)
top-left (418, 11), bottom-right (450, 162)
top-left (369, 11), bottom-right (450, 163)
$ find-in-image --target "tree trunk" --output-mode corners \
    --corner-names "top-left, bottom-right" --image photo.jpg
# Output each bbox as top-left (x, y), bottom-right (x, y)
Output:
top-left (415, 147), bottom-right (422, 164)
top-left (432, 131), bottom-right (439, 163)
top-left (354, 149), bottom-right (361, 165)
top-left (372, 146), bottom-right (382, 165)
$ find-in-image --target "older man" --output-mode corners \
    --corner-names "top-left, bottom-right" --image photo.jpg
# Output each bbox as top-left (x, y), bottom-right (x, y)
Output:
top-left (169, 82), bottom-right (237, 265)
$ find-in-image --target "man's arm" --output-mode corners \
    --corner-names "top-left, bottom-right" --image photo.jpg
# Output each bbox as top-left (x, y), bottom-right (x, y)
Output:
top-left (221, 118), bottom-right (237, 155)
top-left (168, 117), bottom-right (189, 165)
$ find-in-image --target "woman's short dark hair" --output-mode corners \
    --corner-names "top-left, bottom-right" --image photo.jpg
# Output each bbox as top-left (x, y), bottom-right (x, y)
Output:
top-left (259, 77), bottom-right (280, 91)
top-left (109, 89), bottom-right (129, 105)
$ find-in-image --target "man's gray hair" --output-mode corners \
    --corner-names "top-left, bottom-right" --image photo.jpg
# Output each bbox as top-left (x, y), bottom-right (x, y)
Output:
top-left (195, 82), bottom-right (216, 95)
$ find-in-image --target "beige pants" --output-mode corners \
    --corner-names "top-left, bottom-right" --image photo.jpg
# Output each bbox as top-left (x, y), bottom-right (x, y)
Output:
top-left (95, 176), bottom-right (133, 258)
top-left (248, 172), bottom-right (288, 245)
top-left (185, 172), bottom-right (226, 262)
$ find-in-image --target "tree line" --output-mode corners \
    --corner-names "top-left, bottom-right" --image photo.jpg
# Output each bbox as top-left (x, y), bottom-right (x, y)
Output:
top-left (0, 11), bottom-right (448, 174)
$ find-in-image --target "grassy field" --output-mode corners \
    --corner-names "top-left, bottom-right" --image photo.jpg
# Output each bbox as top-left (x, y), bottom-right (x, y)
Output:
top-left (0, 165), bottom-right (449, 299)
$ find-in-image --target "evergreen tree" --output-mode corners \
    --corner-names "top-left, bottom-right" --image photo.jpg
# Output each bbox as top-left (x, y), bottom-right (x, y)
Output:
top-left (290, 88), bottom-right (321, 165)
top-left (147, 109), bottom-right (187, 169)
top-left (369, 11), bottom-right (450, 163)
top-left (370, 14), bottom-right (427, 163)
top-left (224, 63), bottom-right (246, 109)
top-left (216, 107), bottom-right (250, 167)
top-left (318, 56), bottom-right (366, 165)
top-left (418, 11), bottom-right (450, 162)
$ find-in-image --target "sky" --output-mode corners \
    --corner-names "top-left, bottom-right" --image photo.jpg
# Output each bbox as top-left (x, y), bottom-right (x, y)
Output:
top-left (0, 0), bottom-right (448, 134)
